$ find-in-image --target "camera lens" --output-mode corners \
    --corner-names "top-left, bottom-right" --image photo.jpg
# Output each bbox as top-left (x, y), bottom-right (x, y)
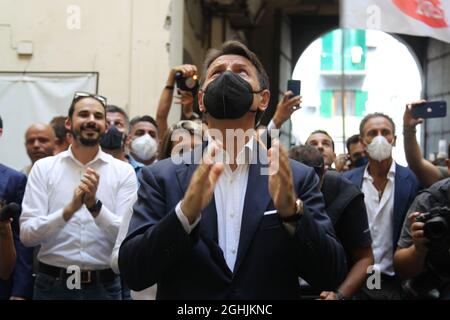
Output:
top-left (424, 216), bottom-right (448, 240)
top-left (184, 77), bottom-right (197, 90)
top-left (175, 72), bottom-right (199, 93)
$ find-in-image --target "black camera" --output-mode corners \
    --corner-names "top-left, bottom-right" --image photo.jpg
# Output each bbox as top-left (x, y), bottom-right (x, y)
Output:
top-left (401, 206), bottom-right (450, 299)
top-left (0, 202), bottom-right (21, 222)
top-left (175, 71), bottom-right (199, 94)
top-left (416, 206), bottom-right (450, 242)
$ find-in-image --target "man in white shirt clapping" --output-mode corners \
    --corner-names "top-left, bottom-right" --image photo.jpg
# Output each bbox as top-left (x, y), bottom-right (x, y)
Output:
top-left (20, 92), bottom-right (137, 300)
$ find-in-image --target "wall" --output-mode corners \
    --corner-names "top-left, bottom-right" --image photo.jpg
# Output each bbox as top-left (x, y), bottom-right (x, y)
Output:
top-left (277, 14), bottom-right (293, 148)
top-left (0, 0), bottom-right (176, 120)
top-left (424, 39), bottom-right (450, 158)
top-left (183, 0), bottom-right (207, 71)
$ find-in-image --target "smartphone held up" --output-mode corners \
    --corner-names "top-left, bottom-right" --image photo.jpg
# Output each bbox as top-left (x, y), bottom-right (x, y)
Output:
top-left (412, 101), bottom-right (447, 119)
top-left (287, 80), bottom-right (301, 109)
top-left (287, 80), bottom-right (301, 97)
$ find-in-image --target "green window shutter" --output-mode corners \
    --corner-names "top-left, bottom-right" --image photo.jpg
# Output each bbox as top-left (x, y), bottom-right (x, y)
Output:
top-left (321, 32), bottom-right (334, 70)
top-left (344, 29), bottom-right (366, 71)
top-left (320, 91), bottom-right (333, 118)
top-left (355, 91), bottom-right (368, 116)
top-left (321, 29), bottom-right (367, 72)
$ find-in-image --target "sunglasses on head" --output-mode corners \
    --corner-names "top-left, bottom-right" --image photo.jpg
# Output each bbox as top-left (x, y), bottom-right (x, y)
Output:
top-left (73, 91), bottom-right (107, 107)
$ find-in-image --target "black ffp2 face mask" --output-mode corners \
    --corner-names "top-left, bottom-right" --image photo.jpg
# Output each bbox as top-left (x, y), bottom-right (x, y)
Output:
top-left (203, 70), bottom-right (263, 119)
top-left (100, 125), bottom-right (124, 150)
top-left (353, 155), bottom-right (368, 168)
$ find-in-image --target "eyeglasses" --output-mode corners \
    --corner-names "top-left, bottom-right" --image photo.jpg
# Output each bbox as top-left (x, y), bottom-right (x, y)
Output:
top-left (73, 91), bottom-right (107, 107)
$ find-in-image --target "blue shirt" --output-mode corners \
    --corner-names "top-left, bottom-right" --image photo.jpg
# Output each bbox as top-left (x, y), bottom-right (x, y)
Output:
top-left (125, 154), bottom-right (144, 175)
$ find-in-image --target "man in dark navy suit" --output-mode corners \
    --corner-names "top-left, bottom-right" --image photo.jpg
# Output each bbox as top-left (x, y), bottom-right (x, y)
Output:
top-left (344, 112), bottom-right (420, 299)
top-left (119, 41), bottom-right (347, 299)
top-left (0, 115), bottom-right (34, 300)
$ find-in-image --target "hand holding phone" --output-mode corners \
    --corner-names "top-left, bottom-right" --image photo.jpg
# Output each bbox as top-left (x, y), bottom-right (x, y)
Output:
top-left (287, 80), bottom-right (301, 109)
top-left (412, 101), bottom-right (447, 119)
top-left (287, 80), bottom-right (301, 97)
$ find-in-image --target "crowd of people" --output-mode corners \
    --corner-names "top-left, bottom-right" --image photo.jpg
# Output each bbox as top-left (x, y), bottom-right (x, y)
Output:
top-left (0, 41), bottom-right (449, 300)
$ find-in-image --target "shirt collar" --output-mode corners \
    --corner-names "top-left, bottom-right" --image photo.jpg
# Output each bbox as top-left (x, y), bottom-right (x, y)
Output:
top-left (126, 154), bottom-right (145, 169)
top-left (387, 160), bottom-right (396, 180)
top-left (363, 160), bottom-right (396, 181)
top-left (61, 145), bottom-right (111, 167)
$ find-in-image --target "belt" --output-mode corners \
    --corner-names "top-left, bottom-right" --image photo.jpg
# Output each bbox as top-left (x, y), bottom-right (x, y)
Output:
top-left (38, 262), bottom-right (117, 285)
top-left (380, 273), bottom-right (400, 283)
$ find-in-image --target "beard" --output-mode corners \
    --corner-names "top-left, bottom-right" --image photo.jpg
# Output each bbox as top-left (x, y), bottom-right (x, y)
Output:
top-left (71, 123), bottom-right (104, 147)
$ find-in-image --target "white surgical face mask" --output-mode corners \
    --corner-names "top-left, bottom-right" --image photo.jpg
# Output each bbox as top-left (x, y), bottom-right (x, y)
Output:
top-left (366, 135), bottom-right (392, 162)
top-left (131, 134), bottom-right (157, 161)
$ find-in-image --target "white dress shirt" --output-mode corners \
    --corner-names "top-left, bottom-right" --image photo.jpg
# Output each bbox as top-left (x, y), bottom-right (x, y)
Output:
top-left (362, 161), bottom-right (396, 276)
top-left (176, 138), bottom-right (254, 273)
top-left (20, 146), bottom-right (138, 270)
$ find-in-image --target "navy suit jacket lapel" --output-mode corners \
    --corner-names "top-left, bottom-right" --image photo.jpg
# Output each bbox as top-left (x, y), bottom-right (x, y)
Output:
top-left (175, 142), bottom-right (220, 241)
top-left (200, 193), bottom-right (232, 276)
top-left (175, 143), bottom-right (229, 274)
top-left (354, 166), bottom-right (365, 188)
top-left (393, 164), bottom-right (409, 247)
top-left (233, 143), bottom-right (271, 275)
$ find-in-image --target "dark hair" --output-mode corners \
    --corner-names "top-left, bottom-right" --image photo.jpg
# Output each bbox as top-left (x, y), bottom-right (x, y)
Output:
top-left (359, 112), bottom-right (396, 137)
top-left (106, 105), bottom-right (130, 129)
top-left (201, 40), bottom-right (269, 90)
top-left (289, 145), bottom-right (325, 179)
top-left (346, 134), bottom-right (361, 153)
top-left (50, 116), bottom-right (70, 140)
top-left (68, 94), bottom-right (106, 119)
top-left (306, 130), bottom-right (335, 151)
top-left (129, 115), bottom-right (158, 132)
top-left (158, 120), bottom-right (203, 160)
top-left (0, 115), bottom-right (3, 129)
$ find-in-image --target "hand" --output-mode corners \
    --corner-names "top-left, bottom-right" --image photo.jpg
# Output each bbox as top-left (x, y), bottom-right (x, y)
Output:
top-left (175, 90), bottom-right (195, 107)
top-left (335, 154), bottom-right (350, 172)
top-left (180, 141), bottom-right (224, 224)
top-left (63, 186), bottom-right (85, 221)
top-left (176, 90), bottom-right (195, 120)
top-left (404, 100), bottom-right (425, 129)
top-left (79, 168), bottom-right (100, 208)
top-left (409, 212), bottom-right (429, 253)
top-left (272, 91), bottom-right (302, 129)
top-left (9, 296), bottom-right (26, 300)
top-left (268, 141), bottom-right (297, 217)
top-left (319, 291), bottom-right (338, 300)
top-left (168, 64), bottom-right (198, 85)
